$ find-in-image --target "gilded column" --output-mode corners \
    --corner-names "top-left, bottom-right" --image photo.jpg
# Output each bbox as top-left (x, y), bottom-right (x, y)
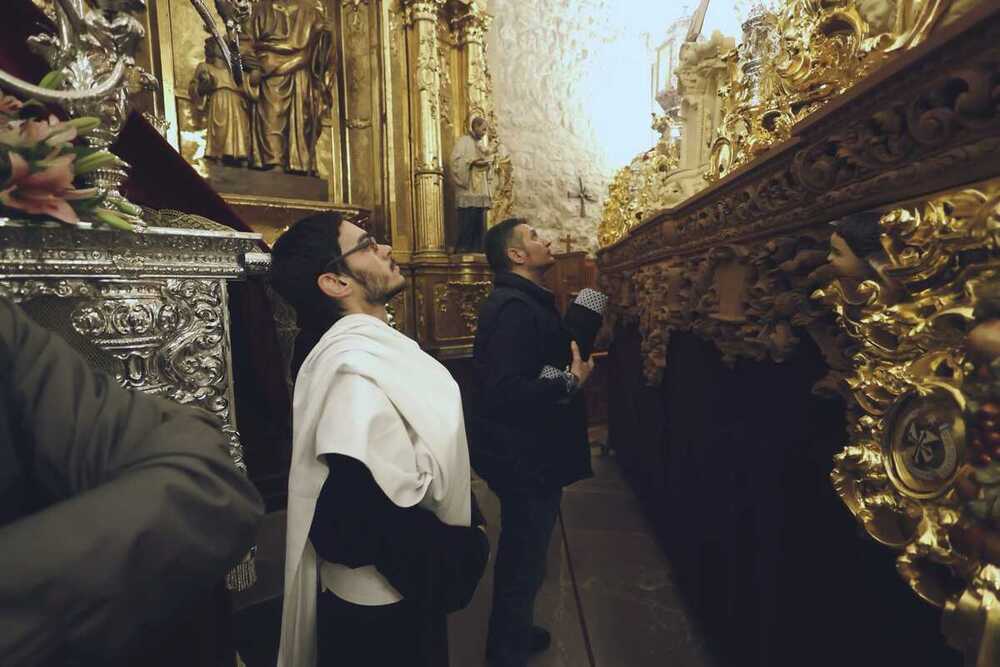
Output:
top-left (403, 0), bottom-right (448, 259)
top-left (453, 7), bottom-right (493, 125)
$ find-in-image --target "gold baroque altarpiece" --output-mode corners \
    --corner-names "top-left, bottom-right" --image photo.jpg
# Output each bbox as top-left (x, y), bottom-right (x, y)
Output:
top-left (598, 2), bottom-right (1000, 662)
top-left (597, 0), bottom-right (982, 249)
top-left (132, 0), bottom-right (507, 356)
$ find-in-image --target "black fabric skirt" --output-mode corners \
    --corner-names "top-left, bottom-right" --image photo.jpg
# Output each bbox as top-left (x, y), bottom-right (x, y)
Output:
top-left (316, 589), bottom-right (449, 667)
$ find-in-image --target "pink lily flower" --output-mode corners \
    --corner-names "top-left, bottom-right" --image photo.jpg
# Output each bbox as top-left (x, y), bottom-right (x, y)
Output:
top-left (0, 95), bottom-right (23, 115)
top-left (0, 116), bottom-right (76, 149)
top-left (0, 152), bottom-right (96, 224)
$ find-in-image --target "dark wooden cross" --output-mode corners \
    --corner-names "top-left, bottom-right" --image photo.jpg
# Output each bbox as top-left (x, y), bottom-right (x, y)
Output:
top-left (558, 233), bottom-right (575, 254)
top-left (568, 176), bottom-right (597, 218)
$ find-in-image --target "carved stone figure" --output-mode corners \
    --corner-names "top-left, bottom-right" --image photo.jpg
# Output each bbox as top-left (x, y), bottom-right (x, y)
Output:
top-left (248, 0), bottom-right (335, 174)
top-left (189, 37), bottom-right (254, 164)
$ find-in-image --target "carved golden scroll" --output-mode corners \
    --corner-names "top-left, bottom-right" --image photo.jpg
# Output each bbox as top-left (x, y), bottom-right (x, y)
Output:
top-left (814, 182), bottom-right (1000, 664)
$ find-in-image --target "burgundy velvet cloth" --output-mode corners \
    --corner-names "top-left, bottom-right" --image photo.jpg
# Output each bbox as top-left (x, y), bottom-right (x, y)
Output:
top-left (0, 4), bottom-right (49, 84)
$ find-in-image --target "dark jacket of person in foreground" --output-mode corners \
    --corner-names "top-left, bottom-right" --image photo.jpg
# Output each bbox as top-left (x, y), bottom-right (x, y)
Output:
top-left (0, 296), bottom-right (264, 666)
top-left (471, 271), bottom-right (593, 492)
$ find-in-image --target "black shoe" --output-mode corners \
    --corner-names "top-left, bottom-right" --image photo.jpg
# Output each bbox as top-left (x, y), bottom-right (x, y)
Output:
top-left (529, 626), bottom-right (551, 654)
top-left (486, 626), bottom-right (552, 664)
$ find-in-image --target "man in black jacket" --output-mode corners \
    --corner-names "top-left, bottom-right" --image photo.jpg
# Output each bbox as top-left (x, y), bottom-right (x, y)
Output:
top-left (472, 217), bottom-right (596, 667)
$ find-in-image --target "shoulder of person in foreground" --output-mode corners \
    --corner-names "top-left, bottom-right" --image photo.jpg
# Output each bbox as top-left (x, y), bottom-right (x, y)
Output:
top-left (0, 296), bottom-right (265, 666)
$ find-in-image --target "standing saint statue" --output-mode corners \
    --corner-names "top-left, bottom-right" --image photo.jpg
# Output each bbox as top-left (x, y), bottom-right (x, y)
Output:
top-left (249, 0), bottom-right (335, 175)
top-left (189, 37), bottom-right (255, 165)
top-left (449, 116), bottom-right (495, 253)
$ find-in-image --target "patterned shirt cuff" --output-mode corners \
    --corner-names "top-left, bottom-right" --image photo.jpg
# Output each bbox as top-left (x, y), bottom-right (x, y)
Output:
top-left (539, 364), bottom-right (578, 395)
top-left (573, 288), bottom-right (609, 316)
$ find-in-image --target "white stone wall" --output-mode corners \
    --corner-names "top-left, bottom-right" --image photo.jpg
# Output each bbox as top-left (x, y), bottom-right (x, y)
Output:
top-left (485, 0), bottom-right (624, 255)
top-left (481, 0), bottom-right (954, 254)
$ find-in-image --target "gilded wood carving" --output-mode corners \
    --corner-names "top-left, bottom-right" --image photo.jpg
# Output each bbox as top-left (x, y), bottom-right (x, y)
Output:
top-left (606, 229), bottom-right (835, 385)
top-left (433, 279), bottom-right (490, 335)
top-left (597, 6), bottom-right (1000, 660)
top-left (598, 147), bottom-right (1000, 667)
top-left (600, 7), bottom-right (1000, 265)
top-left (706, 0), bottom-right (892, 183)
top-left (813, 183), bottom-right (1000, 663)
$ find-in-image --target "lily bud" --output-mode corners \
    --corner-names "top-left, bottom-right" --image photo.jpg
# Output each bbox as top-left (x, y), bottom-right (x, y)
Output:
top-left (64, 117), bottom-right (101, 134)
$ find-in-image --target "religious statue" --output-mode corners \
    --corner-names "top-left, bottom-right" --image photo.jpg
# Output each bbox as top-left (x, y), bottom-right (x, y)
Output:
top-left (189, 36), bottom-right (255, 165)
top-left (824, 209), bottom-right (904, 351)
top-left (449, 116), bottom-right (495, 253)
top-left (248, 0), bottom-right (335, 175)
top-left (826, 210), bottom-right (899, 300)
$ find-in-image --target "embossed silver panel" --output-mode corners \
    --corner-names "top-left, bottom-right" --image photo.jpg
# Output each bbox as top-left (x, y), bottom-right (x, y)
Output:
top-left (0, 216), bottom-right (266, 588)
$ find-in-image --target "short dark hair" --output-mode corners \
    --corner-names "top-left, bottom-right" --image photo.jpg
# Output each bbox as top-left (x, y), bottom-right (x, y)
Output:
top-left (484, 217), bottom-right (526, 273)
top-left (831, 210), bottom-right (884, 259)
top-left (270, 211), bottom-right (348, 377)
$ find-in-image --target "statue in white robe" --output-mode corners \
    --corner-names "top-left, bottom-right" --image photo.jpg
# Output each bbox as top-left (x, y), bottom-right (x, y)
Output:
top-left (449, 116), bottom-right (495, 252)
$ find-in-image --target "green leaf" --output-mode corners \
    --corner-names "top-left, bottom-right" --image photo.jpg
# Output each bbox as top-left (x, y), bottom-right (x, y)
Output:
top-left (38, 71), bottom-right (64, 90)
top-left (27, 143), bottom-right (54, 163)
top-left (112, 198), bottom-right (143, 217)
top-left (93, 208), bottom-right (135, 232)
top-left (72, 146), bottom-right (101, 160)
top-left (75, 151), bottom-right (121, 176)
top-left (71, 199), bottom-right (100, 213)
top-left (64, 116), bottom-right (100, 134)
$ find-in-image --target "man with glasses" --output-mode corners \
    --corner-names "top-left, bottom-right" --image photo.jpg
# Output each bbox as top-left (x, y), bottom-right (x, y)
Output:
top-left (271, 212), bottom-right (489, 667)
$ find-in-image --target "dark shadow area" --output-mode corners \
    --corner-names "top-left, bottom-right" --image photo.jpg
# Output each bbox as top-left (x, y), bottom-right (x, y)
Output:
top-left (606, 323), bottom-right (961, 667)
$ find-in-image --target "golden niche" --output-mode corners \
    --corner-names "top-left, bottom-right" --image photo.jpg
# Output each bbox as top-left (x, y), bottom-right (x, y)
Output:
top-left (153, 0), bottom-right (344, 206)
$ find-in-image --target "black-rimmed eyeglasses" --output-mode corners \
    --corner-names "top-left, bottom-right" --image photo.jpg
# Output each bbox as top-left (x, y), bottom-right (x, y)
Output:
top-left (322, 234), bottom-right (379, 274)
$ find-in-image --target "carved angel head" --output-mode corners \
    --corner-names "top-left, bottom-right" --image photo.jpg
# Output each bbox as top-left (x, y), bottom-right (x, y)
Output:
top-left (828, 210), bottom-right (883, 279)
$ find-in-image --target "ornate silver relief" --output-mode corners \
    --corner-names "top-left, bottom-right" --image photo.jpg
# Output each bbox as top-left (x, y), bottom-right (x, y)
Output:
top-left (0, 219), bottom-right (264, 591)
